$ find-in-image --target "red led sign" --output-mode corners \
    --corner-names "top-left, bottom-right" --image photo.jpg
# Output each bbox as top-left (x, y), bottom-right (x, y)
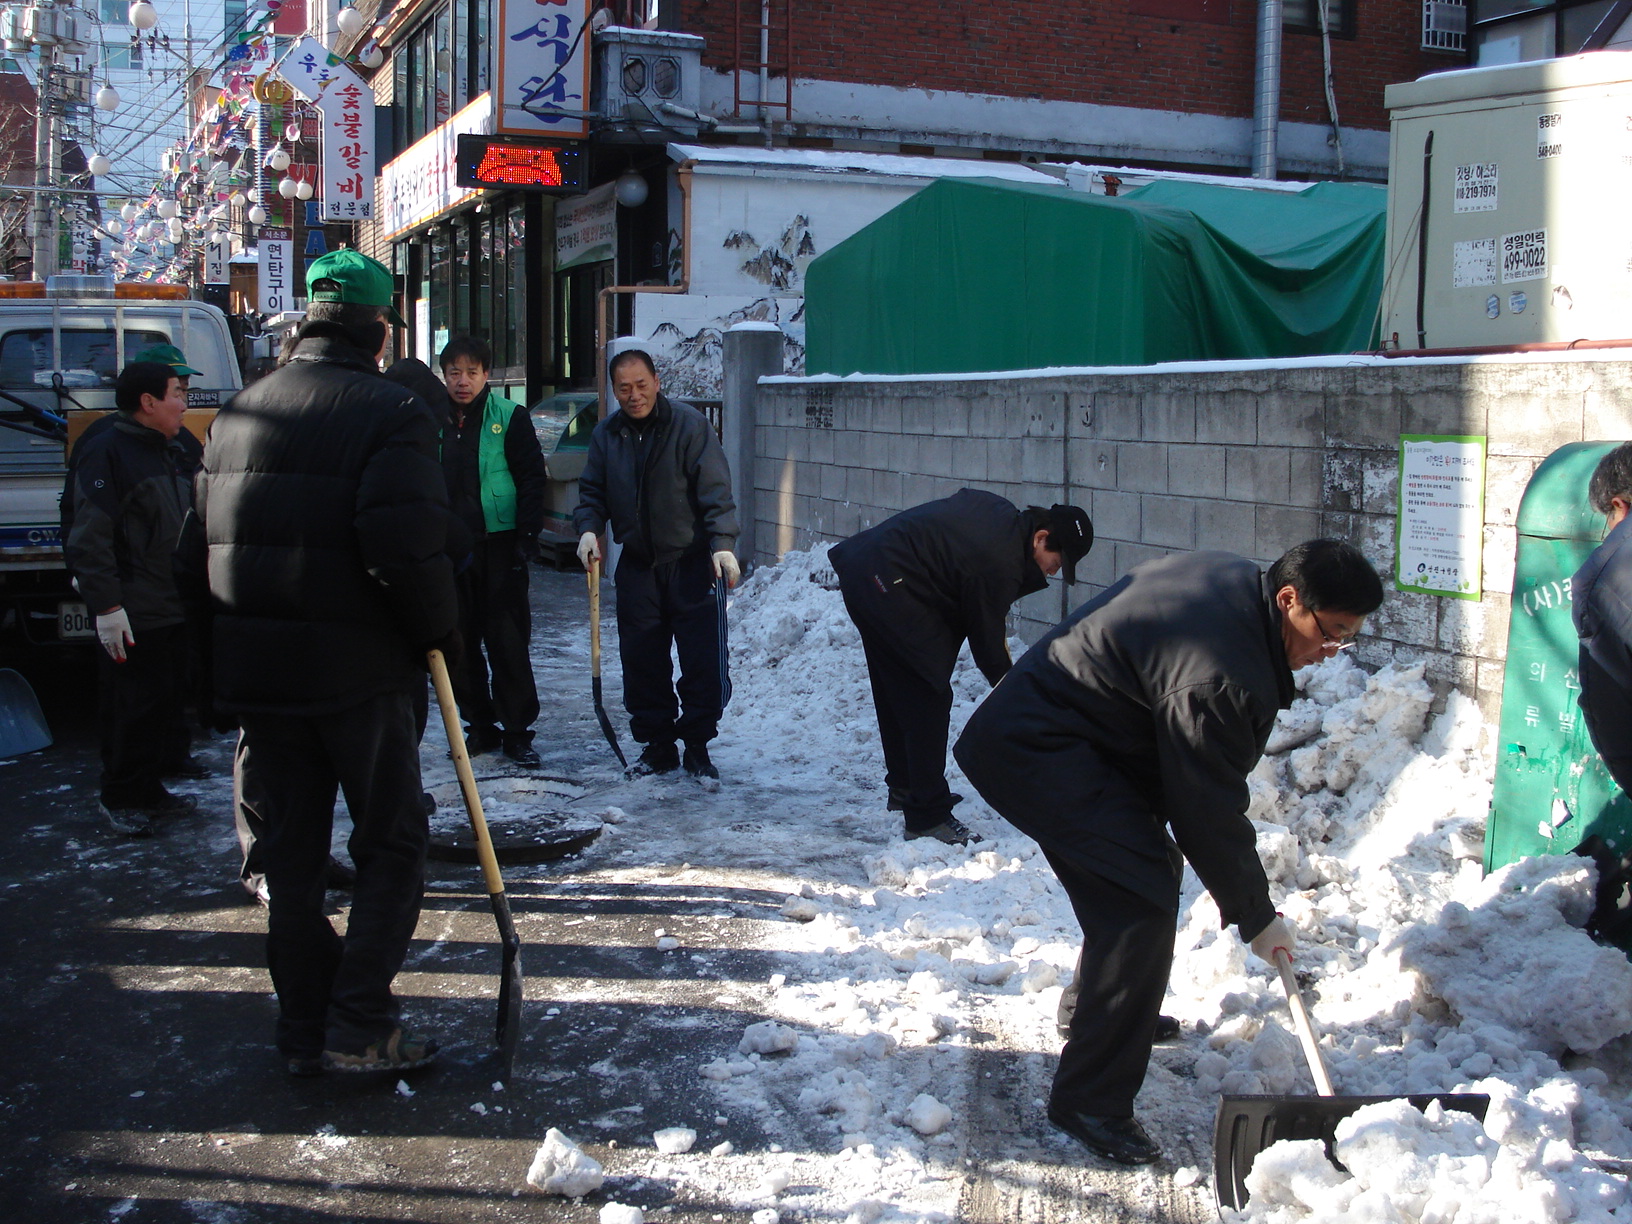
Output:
top-left (454, 135), bottom-right (587, 193)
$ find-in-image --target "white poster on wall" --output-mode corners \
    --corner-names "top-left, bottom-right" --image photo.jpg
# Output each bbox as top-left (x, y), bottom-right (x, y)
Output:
top-left (1501, 229), bottom-right (1548, 283)
top-left (494, 0), bottom-right (592, 137)
top-left (258, 227), bottom-right (293, 315)
top-left (1452, 238), bottom-right (1497, 287)
top-left (1453, 163), bottom-right (1498, 212)
top-left (1396, 433), bottom-right (1487, 601)
top-left (555, 182), bottom-right (616, 270)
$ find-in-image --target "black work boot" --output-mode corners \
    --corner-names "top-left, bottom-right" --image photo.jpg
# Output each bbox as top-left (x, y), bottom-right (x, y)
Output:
top-left (463, 725), bottom-right (502, 758)
top-left (1047, 1106), bottom-right (1161, 1166)
top-left (503, 737), bottom-right (542, 768)
top-left (627, 741), bottom-right (680, 777)
top-left (682, 743), bottom-right (719, 779)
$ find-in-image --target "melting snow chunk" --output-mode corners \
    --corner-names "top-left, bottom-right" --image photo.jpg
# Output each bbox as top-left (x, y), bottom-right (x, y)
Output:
top-left (526, 1128), bottom-right (604, 1197)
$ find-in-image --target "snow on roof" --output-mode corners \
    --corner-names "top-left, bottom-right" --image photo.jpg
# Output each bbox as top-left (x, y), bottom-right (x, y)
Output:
top-left (667, 143), bottom-right (1060, 185)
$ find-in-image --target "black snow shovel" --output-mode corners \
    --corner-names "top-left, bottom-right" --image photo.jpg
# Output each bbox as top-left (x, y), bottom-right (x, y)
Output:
top-left (1212, 948), bottom-right (1490, 1212)
top-left (428, 649), bottom-right (524, 1078)
top-left (587, 556), bottom-right (627, 767)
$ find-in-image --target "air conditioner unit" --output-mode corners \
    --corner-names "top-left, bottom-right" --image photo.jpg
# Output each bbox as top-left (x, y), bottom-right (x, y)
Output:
top-left (1422, 0), bottom-right (1467, 52)
top-left (594, 27), bottom-right (705, 132)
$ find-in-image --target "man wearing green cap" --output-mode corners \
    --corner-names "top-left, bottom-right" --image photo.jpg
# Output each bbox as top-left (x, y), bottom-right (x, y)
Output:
top-left (195, 247), bottom-right (458, 1075)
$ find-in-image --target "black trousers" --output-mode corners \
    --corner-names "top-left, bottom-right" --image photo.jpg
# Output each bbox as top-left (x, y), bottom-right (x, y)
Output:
top-left (454, 532), bottom-right (539, 744)
top-left (615, 550), bottom-right (730, 746)
top-left (1044, 847), bottom-right (1178, 1117)
top-left (235, 689), bottom-right (428, 1059)
top-left (97, 621), bottom-right (185, 808)
top-left (839, 584), bottom-right (961, 832)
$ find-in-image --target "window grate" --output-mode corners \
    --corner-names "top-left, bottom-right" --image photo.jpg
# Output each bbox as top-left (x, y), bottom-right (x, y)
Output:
top-left (1423, 0), bottom-right (1468, 51)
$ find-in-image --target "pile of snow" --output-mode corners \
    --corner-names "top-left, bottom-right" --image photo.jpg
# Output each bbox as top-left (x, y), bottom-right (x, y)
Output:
top-left (534, 546), bottom-right (1632, 1221)
top-left (527, 1128), bottom-right (605, 1196)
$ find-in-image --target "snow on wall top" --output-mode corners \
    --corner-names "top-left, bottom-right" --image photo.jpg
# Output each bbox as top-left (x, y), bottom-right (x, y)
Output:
top-left (667, 143), bottom-right (1060, 185)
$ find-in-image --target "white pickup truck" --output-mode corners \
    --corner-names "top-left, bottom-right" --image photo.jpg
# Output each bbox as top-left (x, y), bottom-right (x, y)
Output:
top-left (0, 275), bottom-right (242, 646)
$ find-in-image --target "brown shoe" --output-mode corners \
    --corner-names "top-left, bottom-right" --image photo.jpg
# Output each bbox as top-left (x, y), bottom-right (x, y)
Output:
top-left (323, 1029), bottom-right (439, 1073)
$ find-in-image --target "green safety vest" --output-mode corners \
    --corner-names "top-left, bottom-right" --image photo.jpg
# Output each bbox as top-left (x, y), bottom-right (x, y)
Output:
top-left (477, 390), bottom-right (521, 534)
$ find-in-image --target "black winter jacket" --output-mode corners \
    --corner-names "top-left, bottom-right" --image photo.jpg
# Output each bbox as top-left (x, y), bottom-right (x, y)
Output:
top-left (955, 550), bottom-right (1294, 938)
top-left (572, 393), bottom-right (737, 568)
top-left (1574, 517), bottom-right (1632, 792)
top-left (829, 488), bottom-right (1048, 685)
top-left (64, 414), bottom-right (189, 632)
top-left (195, 333), bottom-right (458, 715)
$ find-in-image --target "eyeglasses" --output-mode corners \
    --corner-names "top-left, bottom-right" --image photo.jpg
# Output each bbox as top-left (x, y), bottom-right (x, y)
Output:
top-left (1311, 609), bottom-right (1358, 650)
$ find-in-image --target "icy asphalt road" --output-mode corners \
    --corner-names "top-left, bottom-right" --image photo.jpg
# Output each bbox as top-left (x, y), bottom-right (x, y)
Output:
top-left (0, 564), bottom-right (1211, 1224)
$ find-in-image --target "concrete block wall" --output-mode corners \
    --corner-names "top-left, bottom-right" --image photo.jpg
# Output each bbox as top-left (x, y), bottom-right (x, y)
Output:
top-left (751, 356), bottom-right (1632, 720)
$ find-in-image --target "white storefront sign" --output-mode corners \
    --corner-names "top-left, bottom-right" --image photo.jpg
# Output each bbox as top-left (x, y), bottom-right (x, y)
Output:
top-left (379, 95), bottom-right (493, 241)
top-left (258, 227), bottom-right (294, 315)
top-left (279, 36), bottom-right (346, 101)
top-left (494, 0), bottom-right (591, 138)
top-left (320, 70), bottom-right (376, 221)
top-left (555, 182), bottom-right (616, 270)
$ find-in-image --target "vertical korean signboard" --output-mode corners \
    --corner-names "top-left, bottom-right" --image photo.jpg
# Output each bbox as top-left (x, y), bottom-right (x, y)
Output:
top-left (495, 0), bottom-right (591, 137)
top-left (1396, 434), bottom-right (1487, 599)
top-left (259, 227), bottom-right (293, 315)
top-left (203, 237), bottom-right (230, 286)
top-left (321, 73), bottom-right (376, 221)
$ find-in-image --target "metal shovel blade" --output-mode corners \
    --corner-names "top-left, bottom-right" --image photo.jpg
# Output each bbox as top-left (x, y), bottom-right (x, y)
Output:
top-left (0, 668), bottom-right (51, 758)
top-left (489, 893), bottom-right (523, 1072)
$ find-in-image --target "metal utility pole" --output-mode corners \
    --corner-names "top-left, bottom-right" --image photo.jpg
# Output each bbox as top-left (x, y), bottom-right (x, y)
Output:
top-left (31, 59), bottom-right (53, 276)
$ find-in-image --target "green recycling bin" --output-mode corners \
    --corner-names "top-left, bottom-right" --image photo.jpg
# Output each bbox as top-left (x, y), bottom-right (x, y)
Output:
top-left (1487, 440), bottom-right (1632, 874)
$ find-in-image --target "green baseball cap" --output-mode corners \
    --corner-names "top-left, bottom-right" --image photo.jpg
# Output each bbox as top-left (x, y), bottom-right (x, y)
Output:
top-left (134, 343), bottom-right (202, 377)
top-left (306, 248), bottom-right (408, 328)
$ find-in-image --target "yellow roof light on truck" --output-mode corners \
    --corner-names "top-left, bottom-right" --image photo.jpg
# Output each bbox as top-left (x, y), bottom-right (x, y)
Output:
top-left (0, 277), bottom-right (189, 301)
top-left (114, 283), bottom-right (189, 300)
top-left (0, 283), bottom-right (47, 298)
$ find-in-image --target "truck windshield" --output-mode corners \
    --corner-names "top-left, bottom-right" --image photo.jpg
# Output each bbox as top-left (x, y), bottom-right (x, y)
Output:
top-left (0, 329), bottom-right (170, 390)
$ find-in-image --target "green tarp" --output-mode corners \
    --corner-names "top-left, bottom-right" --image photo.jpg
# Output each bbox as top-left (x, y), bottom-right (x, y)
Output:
top-left (803, 176), bottom-right (1387, 376)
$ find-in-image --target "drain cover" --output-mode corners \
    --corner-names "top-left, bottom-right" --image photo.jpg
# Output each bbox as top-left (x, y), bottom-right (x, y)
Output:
top-left (427, 775), bottom-right (603, 864)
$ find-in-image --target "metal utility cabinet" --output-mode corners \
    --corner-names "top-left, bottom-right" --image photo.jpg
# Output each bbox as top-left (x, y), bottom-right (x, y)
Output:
top-left (1382, 52), bottom-right (1632, 350)
top-left (1488, 441), bottom-right (1632, 873)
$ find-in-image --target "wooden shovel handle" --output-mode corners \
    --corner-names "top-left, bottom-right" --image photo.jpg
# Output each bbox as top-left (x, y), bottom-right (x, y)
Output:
top-left (1276, 947), bottom-right (1336, 1097)
top-left (427, 649), bottom-right (505, 897)
top-left (588, 556), bottom-right (602, 680)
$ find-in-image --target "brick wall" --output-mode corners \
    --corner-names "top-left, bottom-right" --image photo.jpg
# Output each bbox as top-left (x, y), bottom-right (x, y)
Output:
top-left (749, 356), bottom-right (1632, 720)
top-left (679, 0), bottom-right (1458, 135)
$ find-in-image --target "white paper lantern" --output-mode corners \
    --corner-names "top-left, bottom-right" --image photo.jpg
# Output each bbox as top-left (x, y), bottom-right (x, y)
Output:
top-left (266, 146), bottom-right (291, 171)
top-left (96, 85), bottom-right (121, 111)
top-left (120, 202), bottom-right (138, 222)
top-left (167, 218), bottom-right (185, 243)
top-left (360, 45), bottom-right (384, 69)
top-left (128, 0), bottom-right (158, 29)
top-left (336, 6), bottom-right (366, 38)
top-left (247, 204), bottom-right (267, 225)
top-left (277, 176), bottom-right (298, 199)
top-left (294, 178), bottom-right (314, 200)
top-left (88, 153), bottom-right (111, 176)
top-left (145, 221), bottom-right (165, 242)
top-left (614, 170), bottom-right (649, 208)
top-left (156, 198), bottom-right (178, 218)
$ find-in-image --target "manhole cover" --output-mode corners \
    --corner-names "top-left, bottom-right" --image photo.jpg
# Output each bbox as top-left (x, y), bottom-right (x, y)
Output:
top-left (427, 776), bottom-right (602, 864)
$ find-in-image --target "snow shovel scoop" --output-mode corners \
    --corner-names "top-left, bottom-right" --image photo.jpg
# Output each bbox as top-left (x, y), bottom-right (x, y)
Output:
top-left (428, 649), bottom-right (524, 1078)
top-left (0, 668), bottom-right (51, 758)
top-left (587, 557), bottom-right (626, 767)
top-left (1212, 948), bottom-right (1490, 1212)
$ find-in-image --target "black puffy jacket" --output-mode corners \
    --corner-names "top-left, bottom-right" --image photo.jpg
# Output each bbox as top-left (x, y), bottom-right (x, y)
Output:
top-left (63, 414), bottom-right (189, 632)
top-left (572, 393), bottom-right (737, 568)
top-left (955, 550), bottom-right (1294, 938)
top-left (195, 333), bottom-right (458, 715)
top-left (830, 488), bottom-right (1048, 685)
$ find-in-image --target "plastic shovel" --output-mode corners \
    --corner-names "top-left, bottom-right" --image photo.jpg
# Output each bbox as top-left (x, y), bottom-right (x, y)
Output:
top-left (1212, 948), bottom-right (1491, 1211)
top-left (428, 649), bottom-right (524, 1079)
top-left (587, 557), bottom-right (626, 767)
top-left (0, 668), bottom-right (51, 758)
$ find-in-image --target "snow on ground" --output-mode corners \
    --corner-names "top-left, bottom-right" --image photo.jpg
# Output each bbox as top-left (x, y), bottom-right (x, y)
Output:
top-left (409, 545), bottom-right (1632, 1222)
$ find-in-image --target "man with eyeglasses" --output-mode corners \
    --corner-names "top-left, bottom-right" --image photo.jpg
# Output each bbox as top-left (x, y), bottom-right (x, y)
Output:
top-left (1573, 443), bottom-right (1632, 794)
top-left (953, 538), bottom-right (1382, 1167)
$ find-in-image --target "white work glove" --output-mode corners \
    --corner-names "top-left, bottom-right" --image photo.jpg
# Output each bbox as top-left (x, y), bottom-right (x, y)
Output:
top-left (712, 549), bottom-right (740, 588)
top-left (96, 607), bottom-right (135, 662)
top-left (1248, 915), bottom-right (1296, 965)
top-left (577, 531), bottom-right (601, 571)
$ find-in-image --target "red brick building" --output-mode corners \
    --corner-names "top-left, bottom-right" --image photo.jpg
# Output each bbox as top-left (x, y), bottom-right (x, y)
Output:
top-left (659, 0), bottom-right (1467, 180)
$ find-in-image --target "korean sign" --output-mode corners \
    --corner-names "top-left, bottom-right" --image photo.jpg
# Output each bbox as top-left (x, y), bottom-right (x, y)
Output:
top-left (204, 237), bottom-right (230, 286)
top-left (555, 182), bottom-right (616, 270)
top-left (1396, 434), bottom-right (1487, 600)
top-left (258, 227), bottom-right (293, 316)
top-left (319, 71), bottom-right (376, 221)
top-left (279, 36), bottom-right (345, 102)
top-left (379, 94), bottom-right (493, 241)
top-left (495, 0), bottom-right (592, 138)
